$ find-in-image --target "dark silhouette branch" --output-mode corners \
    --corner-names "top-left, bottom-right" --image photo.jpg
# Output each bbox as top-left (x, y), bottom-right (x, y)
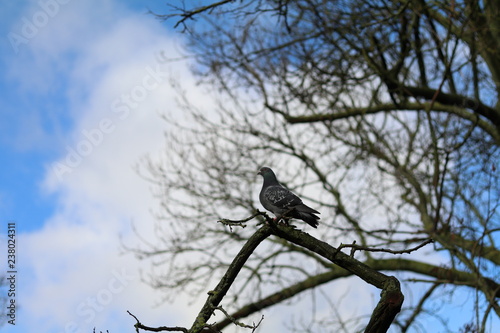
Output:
top-left (214, 305), bottom-right (264, 331)
top-left (153, 0), bottom-right (235, 29)
top-left (128, 310), bottom-right (188, 332)
top-left (188, 225), bottom-right (272, 333)
top-left (214, 267), bottom-right (351, 330)
top-left (138, 1), bottom-right (500, 330)
top-left (275, 102), bottom-right (500, 143)
top-left (217, 211), bottom-right (265, 228)
top-left (216, 255), bottom-right (500, 330)
top-left (337, 238), bottom-right (434, 256)
top-left (266, 221), bottom-right (403, 333)
top-left (189, 213), bottom-right (404, 332)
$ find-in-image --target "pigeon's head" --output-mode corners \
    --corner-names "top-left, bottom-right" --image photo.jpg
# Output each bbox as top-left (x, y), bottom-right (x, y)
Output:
top-left (257, 167), bottom-right (275, 178)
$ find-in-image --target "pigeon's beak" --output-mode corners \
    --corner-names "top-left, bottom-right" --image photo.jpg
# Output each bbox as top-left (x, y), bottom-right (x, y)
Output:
top-left (257, 170), bottom-right (262, 176)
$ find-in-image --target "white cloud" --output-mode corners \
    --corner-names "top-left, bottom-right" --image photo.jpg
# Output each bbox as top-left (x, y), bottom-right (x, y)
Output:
top-left (3, 1), bottom-right (209, 333)
top-left (7, 1), bottom-right (482, 333)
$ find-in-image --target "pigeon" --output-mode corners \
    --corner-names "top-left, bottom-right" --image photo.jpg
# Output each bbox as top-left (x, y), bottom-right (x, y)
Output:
top-left (257, 167), bottom-right (320, 228)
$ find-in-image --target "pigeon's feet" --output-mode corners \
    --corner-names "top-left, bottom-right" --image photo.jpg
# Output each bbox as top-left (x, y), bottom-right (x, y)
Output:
top-left (277, 218), bottom-right (290, 226)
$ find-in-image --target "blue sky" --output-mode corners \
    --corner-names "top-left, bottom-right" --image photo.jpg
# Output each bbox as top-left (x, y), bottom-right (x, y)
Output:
top-left (0, 1), bottom-right (499, 333)
top-left (0, 0), bottom-right (175, 232)
top-left (0, 1), bottom-right (211, 332)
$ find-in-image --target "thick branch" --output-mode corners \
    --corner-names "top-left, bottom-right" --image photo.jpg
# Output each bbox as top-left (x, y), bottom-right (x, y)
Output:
top-left (191, 215), bottom-right (403, 332)
top-left (276, 102), bottom-right (500, 143)
top-left (441, 232), bottom-right (500, 266)
top-left (216, 256), bottom-right (500, 330)
top-left (401, 85), bottom-right (500, 130)
top-left (365, 277), bottom-right (402, 332)
top-left (267, 222), bottom-right (403, 333)
top-left (188, 225), bottom-right (272, 333)
top-left (369, 258), bottom-right (500, 298)
top-left (269, 223), bottom-right (391, 288)
top-left (214, 268), bottom-right (351, 330)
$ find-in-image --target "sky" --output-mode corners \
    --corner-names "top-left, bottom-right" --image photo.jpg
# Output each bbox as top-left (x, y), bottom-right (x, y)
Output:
top-left (0, 1), bottom-right (210, 332)
top-left (0, 2), bottom-right (392, 331)
top-left (0, 1), bottom-right (498, 333)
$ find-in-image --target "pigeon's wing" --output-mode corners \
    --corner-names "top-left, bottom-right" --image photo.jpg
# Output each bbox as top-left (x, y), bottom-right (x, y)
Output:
top-left (263, 185), bottom-right (302, 210)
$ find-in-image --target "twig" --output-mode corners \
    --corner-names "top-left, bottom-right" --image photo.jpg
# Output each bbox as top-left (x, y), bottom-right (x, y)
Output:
top-left (127, 310), bottom-right (188, 332)
top-left (158, 0), bottom-right (235, 29)
top-left (336, 239), bottom-right (434, 257)
top-left (251, 315), bottom-right (265, 332)
top-left (214, 305), bottom-right (264, 331)
top-left (218, 211), bottom-right (260, 228)
top-left (218, 209), bottom-right (297, 230)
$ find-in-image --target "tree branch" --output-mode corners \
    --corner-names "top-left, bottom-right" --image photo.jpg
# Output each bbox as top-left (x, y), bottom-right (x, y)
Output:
top-left (275, 102), bottom-right (500, 143)
top-left (401, 85), bottom-right (500, 130)
top-left (266, 221), bottom-right (404, 332)
top-left (188, 225), bottom-right (272, 333)
top-left (214, 305), bottom-right (263, 331)
top-left (216, 253), bottom-right (500, 330)
top-left (214, 268), bottom-right (351, 330)
top-left (155, 0), bottom-right (235, 29)
top-left (192, 213), bottom-right (404, 332)
top-left (337, 238), bottom-right (434, 256)
top-left (128, 311), bottom-right (188, 332)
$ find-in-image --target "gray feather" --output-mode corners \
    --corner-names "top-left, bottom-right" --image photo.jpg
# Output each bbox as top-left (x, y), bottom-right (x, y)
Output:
top-left (258, 167), bottom-right (320, 228)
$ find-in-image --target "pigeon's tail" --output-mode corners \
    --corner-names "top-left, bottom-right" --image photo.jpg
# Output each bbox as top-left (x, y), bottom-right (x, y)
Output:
top-left (296, 212), bottom-right (320, 228)
top-left (293, 204), bottom-right (320, 228)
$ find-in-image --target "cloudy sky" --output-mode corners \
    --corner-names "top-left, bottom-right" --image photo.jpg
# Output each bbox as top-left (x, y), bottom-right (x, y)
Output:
top-left (0, 1), bottom-right (211, 332)
top-left (0, 2), bottom-right (378, 332)
top-left (1, 1), bottom-right (499, 333)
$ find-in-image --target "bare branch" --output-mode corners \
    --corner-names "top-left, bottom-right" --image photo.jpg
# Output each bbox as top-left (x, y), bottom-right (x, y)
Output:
top-left (188, 225), bottom-right (272, 333)
top-left (155, 0), bottom-right (235, 29)
top-left (136, 0), bottom-right (500, 330)
top-left (217, 210), bottom-right (267, 228)
top-left (127, 311), bottom-right (188, 332)
top-left (214, 305), bottom-right (264, 331)
top-left (337, 239), bottom-right (434, 257)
